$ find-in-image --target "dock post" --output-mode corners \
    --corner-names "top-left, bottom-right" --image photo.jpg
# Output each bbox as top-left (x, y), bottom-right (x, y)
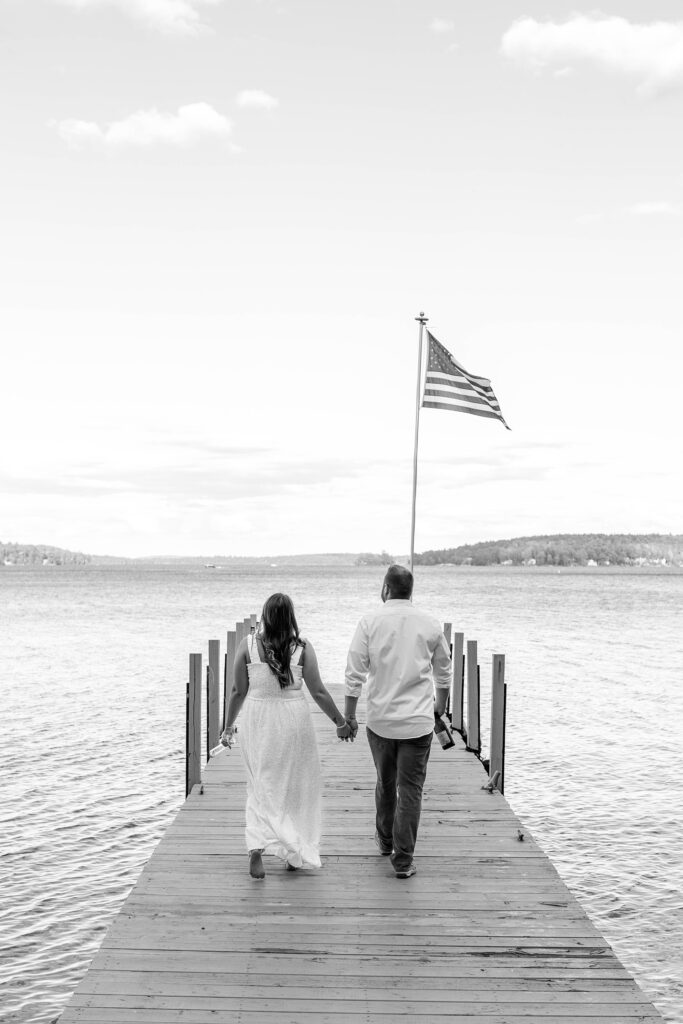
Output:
top-left (250, 612), bottom-right (258, 631)
top-left (450, 631), bottom-right (464, 734)
top-left (243, 616), bottom-right (251, 637)
top-left (489, 654), bottom-right (506, 793)
top-left (224, 630), bottom-right (236, 729)
top-left (206, 639), bottom-right (220, 761)
top-left (443, 622), bottom-right (452, 715)
top-left (466, 639), bottom-right (481, 755)
top-left (186, 653), bottom-right (202, 797)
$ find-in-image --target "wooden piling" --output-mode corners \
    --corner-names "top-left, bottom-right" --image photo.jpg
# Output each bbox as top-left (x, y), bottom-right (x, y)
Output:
top-left (223, 630), bottom-right (236, 729)
top-left (185, 653), bottom-right (202, 797)
top-left (206, 639), bottom-right (220, 761)
top-left (489, 654), bottom-right (506, 793)
top-left (466, 639), bottom-right (481, 755)
top-left (442, 622), bottom-right (452, 716)
top-left (451, 631), bottom-right (464, 734)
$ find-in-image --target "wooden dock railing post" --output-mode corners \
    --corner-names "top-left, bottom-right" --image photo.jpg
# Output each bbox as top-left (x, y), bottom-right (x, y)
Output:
top-left (489, 654), bottom-right (507, 793)
top-left (206, 639), bottom-right (220, 762)
top-left (466, 639), bottom-right (481, 755)
top-left (442, 622), bottom-right (452, 715)
top-left (450, 631), bottom-right (464, 735)
top-left (224, 629), bottom-right (236, 729)
top-left (186, 653), bottom-right (202, 797)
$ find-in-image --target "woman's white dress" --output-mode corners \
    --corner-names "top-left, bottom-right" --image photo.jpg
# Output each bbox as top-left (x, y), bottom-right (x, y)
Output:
top-left (239, 634), bottom-right (322, 869)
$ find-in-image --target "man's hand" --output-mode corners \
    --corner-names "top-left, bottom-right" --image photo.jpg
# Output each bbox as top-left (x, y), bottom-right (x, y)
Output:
top-left (434, 693), bottom-right (449, 719)
top-left (346, 715), bottom-right (359, 740)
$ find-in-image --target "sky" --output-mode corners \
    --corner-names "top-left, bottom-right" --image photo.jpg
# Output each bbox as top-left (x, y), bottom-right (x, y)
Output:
top-left (1, 0), bottom-right (682, 557)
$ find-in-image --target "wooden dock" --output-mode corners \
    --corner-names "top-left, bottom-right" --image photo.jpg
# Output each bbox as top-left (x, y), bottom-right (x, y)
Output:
top-left (59, 686), bottom-right (664, 1023)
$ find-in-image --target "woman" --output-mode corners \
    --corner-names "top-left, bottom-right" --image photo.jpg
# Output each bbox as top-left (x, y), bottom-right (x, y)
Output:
top-left (221, 593), bottom-right (352, 880)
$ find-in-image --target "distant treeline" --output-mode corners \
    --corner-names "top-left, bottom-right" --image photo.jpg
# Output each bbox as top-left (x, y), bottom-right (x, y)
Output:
top-left (1, 542), bottom-right (91, 566)
top-left (5, 535), bottom-right (682, 569)
top-left (414, 534), bottom-right (683, 567)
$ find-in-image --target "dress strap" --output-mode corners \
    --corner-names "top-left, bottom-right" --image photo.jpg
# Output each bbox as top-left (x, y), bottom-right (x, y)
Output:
top-left (249, 633), bottom-right (262, 663)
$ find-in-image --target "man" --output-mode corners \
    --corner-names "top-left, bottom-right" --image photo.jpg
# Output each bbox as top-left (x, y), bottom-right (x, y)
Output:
top-left (344, 564), bottom-right (452, 878)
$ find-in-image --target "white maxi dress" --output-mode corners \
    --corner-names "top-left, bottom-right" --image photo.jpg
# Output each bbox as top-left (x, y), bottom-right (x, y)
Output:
top-left (239, 634), bottom-right (322, 869)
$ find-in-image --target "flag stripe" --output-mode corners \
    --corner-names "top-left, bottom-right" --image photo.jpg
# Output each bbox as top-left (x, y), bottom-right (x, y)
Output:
top-left (426, 370), bottom-right (497, 402)
top-left (425, 377), bottom-right (502, 411)
top-left (425, 375), bottom-right (500, 400)
top-left (426, 369), bottom-right (494, 390)
top-left (422, 399), bottom-right (503, 420)
top-left (422, 331), bottom-right (509, 429)
top-left (429, 367), bottom-right (492, 387)
top-left (424, 386), bottom-right (495, 409)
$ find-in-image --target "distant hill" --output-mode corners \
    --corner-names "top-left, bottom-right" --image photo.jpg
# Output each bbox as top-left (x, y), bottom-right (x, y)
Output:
top-left (414, 533), bottom-right (683, 567)
top-left (0, 544), bottom-right (366, 568)
top-left (1, 542), bottom-right (93, 566)
top-left (4, 536), bottom-right (681, 569)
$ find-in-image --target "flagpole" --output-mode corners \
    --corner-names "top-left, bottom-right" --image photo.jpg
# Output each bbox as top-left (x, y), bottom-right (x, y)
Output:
top-left (409, 312), bottom-right (428, 574)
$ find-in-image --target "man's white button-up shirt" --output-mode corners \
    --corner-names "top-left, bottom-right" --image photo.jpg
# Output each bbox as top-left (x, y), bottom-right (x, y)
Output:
top-left (345, 599), bottom-right (452, 740)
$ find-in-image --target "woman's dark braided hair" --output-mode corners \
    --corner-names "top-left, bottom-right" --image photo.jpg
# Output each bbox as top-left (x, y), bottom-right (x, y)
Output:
top-left (259, 593), bottom-right (304, 688)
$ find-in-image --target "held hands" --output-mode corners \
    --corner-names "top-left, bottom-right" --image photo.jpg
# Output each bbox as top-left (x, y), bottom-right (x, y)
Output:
top-left (336, 715), bottom-right (358, 742)
top-left (336, 720), bottom-right (353, 741)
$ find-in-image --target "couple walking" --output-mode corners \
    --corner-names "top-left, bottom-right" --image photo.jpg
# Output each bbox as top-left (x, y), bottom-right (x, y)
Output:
top-left (220, 564), bottom-right (452, 881)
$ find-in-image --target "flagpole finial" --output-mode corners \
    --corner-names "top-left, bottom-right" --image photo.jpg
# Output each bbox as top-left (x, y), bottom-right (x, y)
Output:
top-left (415, 312), bottom-right (428, 324)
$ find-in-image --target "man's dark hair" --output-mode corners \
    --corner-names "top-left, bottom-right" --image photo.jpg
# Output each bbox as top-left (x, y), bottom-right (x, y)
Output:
top-left (384, 564), bottom-right (414, 599)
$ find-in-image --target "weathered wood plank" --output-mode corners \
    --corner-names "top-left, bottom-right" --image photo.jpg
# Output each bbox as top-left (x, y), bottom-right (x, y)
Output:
top-left (70, 993), bottom-right (654, 1013)
top-left (79, 970), bottom-right (641, 994)
top-left (59, 1010), bottom-right (667, 1024)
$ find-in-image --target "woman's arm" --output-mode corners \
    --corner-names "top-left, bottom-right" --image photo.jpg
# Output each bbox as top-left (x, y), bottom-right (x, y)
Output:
top-left (221, 638), bottom-right (250, 742)
top-left (302, 641), bottom-right (353, 740)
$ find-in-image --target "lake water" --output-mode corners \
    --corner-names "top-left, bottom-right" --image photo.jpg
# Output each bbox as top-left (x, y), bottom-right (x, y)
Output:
top-left (1, 564), bottom-right (682, 1022)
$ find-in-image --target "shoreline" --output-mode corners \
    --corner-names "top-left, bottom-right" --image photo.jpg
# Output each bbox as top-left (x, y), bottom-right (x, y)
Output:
top-left (2, 562), bottom-right (682, 575)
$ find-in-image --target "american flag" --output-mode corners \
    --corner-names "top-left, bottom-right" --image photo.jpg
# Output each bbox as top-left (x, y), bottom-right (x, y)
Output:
top-left (422, 332), bottom-right (510, 430)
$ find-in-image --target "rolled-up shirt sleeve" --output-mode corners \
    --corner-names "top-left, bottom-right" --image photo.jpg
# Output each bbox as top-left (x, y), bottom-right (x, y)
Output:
top-left (345, 617), bottom-right (370, 697)
top-left (432, 628), bottom-right (452, 689)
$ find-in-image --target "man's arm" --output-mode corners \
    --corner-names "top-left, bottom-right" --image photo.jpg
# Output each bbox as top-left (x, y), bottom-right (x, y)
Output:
top-left (344, 618), bottom-right (369, 737)
top-left (432, 628), bottom-right (452, 717)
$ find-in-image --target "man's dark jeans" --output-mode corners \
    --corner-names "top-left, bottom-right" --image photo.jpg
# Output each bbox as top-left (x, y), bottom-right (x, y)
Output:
top-left (366, 727), bottom-right (433, 872)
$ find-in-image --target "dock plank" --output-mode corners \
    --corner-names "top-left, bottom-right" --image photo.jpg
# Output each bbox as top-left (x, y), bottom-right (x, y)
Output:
top-left (58, 688), bottom-right (664, 1023)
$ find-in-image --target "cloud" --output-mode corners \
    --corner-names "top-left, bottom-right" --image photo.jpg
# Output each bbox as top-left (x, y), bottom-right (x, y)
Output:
top-left (51, 0), bottom-right (221, 36)
top-left (235, 90), bottom-right (280, 111)
top-left (0, 452), bottom-right (372, 504)
top-left (430, 18), bottom-right (455, 34)
top-left (500, 14), bottom-right (683, 96)
top-left (626, 201), bottom-right (683, 217)
top-left (52, 103), bottom-right (233, 149)
top-left (578, 201), bottom-right (683, 224)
